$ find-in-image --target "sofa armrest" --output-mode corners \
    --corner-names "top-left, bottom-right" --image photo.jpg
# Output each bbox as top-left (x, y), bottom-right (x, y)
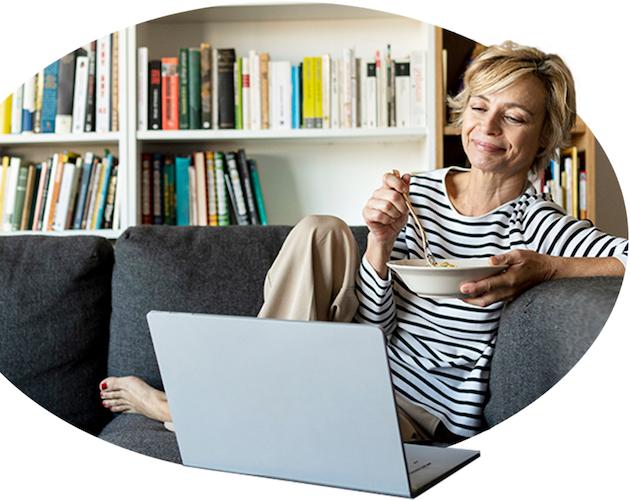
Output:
top-left (484, 276), bottom-right (623, 428)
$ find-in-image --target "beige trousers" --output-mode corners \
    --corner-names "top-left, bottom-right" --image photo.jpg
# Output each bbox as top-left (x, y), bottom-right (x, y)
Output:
top-left (257, 215), bottom-right (446, 443)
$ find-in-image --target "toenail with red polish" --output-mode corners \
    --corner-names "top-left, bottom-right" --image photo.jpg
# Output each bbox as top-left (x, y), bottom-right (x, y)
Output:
top-left (101, 382), bottom-right (107, 390)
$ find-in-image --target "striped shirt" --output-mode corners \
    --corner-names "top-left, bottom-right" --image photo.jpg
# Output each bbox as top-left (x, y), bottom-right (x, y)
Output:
top-left (355, 166), bottom-right (628, 438)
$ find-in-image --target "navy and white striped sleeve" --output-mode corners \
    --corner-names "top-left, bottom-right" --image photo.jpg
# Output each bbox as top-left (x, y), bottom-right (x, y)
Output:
top-left (523, 200), bottom-right (628, 267)
top-left (354, 227), bottom-right (411, 337)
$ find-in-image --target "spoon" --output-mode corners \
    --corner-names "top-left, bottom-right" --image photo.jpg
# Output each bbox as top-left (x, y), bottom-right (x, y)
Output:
top-left (391, 169), bottom-right (438, 267)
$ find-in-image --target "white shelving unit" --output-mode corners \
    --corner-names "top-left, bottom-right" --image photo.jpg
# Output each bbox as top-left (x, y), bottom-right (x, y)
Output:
top-left (1, 3), bottom-right (437, 233)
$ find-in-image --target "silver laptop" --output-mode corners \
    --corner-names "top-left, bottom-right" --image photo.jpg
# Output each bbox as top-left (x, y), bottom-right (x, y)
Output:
top-left (147, 311), bottom-right (479, 497)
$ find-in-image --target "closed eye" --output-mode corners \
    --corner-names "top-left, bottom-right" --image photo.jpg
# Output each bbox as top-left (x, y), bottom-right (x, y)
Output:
top-left (505, 115), bottom-right (525, 124)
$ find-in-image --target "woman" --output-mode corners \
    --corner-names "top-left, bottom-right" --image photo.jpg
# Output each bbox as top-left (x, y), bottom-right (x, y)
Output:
top-left (99, 41), bottom-right (627, 443)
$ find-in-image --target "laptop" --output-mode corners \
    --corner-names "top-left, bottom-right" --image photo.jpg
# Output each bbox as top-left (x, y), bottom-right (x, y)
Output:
top-left (147, 311), bottom-right (479, 497)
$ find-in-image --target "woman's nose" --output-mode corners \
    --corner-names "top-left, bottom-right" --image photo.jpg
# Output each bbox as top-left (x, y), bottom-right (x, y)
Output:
top-left (479, 111), bottom-right (501, 135)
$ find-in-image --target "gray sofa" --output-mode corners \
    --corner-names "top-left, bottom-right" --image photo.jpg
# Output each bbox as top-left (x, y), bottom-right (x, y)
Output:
top-left (0, 225), bottom-right (623, 464)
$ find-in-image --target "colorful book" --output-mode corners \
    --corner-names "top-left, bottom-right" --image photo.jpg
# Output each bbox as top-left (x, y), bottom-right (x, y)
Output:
top-left (84, 41), bottom-right (97, 132)
top-left (103, 162), bottom-right (118, 229)
top-left (214, 152), bottom-right (229, 226)
top-left (175, 155), bottom-right (191, 226)
top-left (25, 163), bottom-right (42, 230)
top-left (161, 57), bottom-right (179, 130)
top-left (313, 56), bottom-right (323, 128)
top-left (248, 159), bottom-right (267, 225)
top-left (217, 49), bottom-right (236, 129)
top-left (163, 155), bottom-right (176, 225)
top-left (151, 153), bottom-right (164, 224)
top-left (55, 51), bottom-right (77, 134)
top-left (260, 52), bottom-right (270, 129)
top-left (95, 35), bottom-right (112, 132)
top-left (291, 65), bottom-right (301, 129)
top-left (178, 48), bottom-right (190, 130)
top-left (242, 56), bottom-right (250, 130)
top-left (82, 158), bottom-right (102, 229)
top-left (0, 95), bottom-right (11, 134)
top-left (148, 60), bottom-right (162, 130)
top-left (200, 43), bottom-right (212, 129)
top-left (88, 160), bottom-right (106, 229)
top-left (33, 71), bottom-right (44, 134)
top-left (72, 152), bottom-right (95, 229)
top-left (205, 151), bottom-right (217, 226)
top-left (2, 157), bottom-right (20, 230)
top-left (188, 164), bottom-right (198, 225)
top-left (52, 162), bottom-right (77, 231)
top-left (95, 154), bottom-right (114, 229)
top-left (111, 32), bottom-right (120, 132)
top-left (225, 152), bottom-right (249, 225)
top-left (41, 60), bottom-right (60, 133)
top-left (188, 47), bottom-right (201, 129)
top-left (234, 58), bottom-right (242, 130)
top-left (302, 57), bottom-right (314, 128)
top-left (11, 162), bottom-right (29, 230)
top-left (193, 151), bottom-right (207, 226)
top-left (235, 149), bottom-right (259, 224)
top-left (31, 159), bottom-right (50, 231)
top-left (141, 153), bottom-right (153, 224)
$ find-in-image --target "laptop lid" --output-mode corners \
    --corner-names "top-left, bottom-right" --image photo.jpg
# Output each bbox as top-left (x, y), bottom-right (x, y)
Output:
top-left (148, 311), bottom-right (478, 497)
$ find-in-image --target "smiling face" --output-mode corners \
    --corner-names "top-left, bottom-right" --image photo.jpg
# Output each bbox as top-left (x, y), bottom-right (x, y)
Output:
top-left (461, 74), bottom-right (547, 181)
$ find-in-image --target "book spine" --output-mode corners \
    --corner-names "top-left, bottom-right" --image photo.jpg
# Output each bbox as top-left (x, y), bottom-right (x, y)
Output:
top-left (302, 57), bottom-right (313, 128)
top-left (45, 155), bottom-right (65, 231)
top-left (360, 59), bottom-right (368, 128)
top-left (271, 61), bottom-right (291, 130)
top-left (72, 54), bottom-right (90, 134)
top-left (72, 152), bottom-right (94, 229)
top-left (409, 50), bottom-right (426, 128)
top-left (52, 163), bottom-right (75, 231)
top-left (211, 48), bottom-right (219, 129)
top-left (223, 170), bottom-right (237, 225)
top-left (260, 52), bottom-right (270, 129)
top-left (236, 149), bottom-right (259, 224)
top-left (200, 43), bottom-right (212, 129)
top-left (111, 32), bottom-right (120, 132)
top-left (55, 52), bottom-right (76, 134)
top-left (205, 151), bottom-right (217, 226)
top-left (137, 47), bottom-right (149, 131)
top-left (248, 159), bottom-right (267, 225)
top-left (11, 86), bottom-right (23, 134)
top-left (88, 161), bottom-right (106, 229)
top-left (366, 62), bottom-right (377, 128)
top-left (37, 160), bottom-right (55, 230)
top-left (321, 54), bottom-right (330, 129)
top-left (33, 71), bottom-right (45, 133)
top-left (95, 155), bottom-right (113, 229)
top-left (148, 60), bottom-right (162, 130)
top-left (0, 96), bottom-right (10, 134)
top-left (95, 35), bottom-right (112, 132)
top-left (217, 49), bottom-right (236, 129)
top-left (84, 41), bottom-right (97, 132)
top-left (188, 165), bottom-right (197, 225)
top-left (387, 45), bottom-right (395, 127)
top-left (214, 152), bottom-right (229, 226)
top-left (20, 164), bottom-right (36, 230)
top-left (249, 51), bottom-right (261, 130)
top-left (161, 57), bottom-right (179, 130)
top-left (314, 56), bottom-right (323, 128)
top-left (291, 65), bottom-right (300, 129)
top-left (178, 48), bottom-right (190, 130)
top-left (81, 158), bottom-right (99, 229)
top-left (11, 163), bottom-right (29, 230)
top-left (103, 162), bottom-right (118, 229)
top-left (22, 76), bottom-right (36, 133)
top-left (242, 56), bottom-right (250, 130)
top-left (141, 153), bottom-right (153, 224)
top-left (151, 153), bottom-right (164, 224)
top-left (234, 59), bottom-right (242, 130)
top-left (225, 152), bottom-right (249, 225)
top-left (31, 160), bottom-right (49, 230)
top-left (174, 156), bottom-right (190, 225)
top-left (194, 151), bottom-right (207, 226)
top-left (188, 47), bottom-right (201, 129)
top-left (26, 164), bottom-right (42, 230)
top-left (355, 58), bottom-right (361, 128)
top-left (579, 169), bottom-right (587, 220)
top-left (377, 50), bottom-right (388, 127)
top-left (41, 61), bottom-right (59, 133)
top-left (163, 155), bottom-right (176, 225)
top-left (394, 60), bottom-right (410, 127)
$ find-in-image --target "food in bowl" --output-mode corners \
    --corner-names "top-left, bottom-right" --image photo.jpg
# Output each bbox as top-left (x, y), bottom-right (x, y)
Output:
top-left (386, 258), bottom-right (508, 298)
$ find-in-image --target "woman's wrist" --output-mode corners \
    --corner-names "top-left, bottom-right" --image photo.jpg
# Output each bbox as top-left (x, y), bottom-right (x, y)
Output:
top-left (365, 232), bottom-right (395, 279)
top-left (546, 255), bottom-right (624, 280)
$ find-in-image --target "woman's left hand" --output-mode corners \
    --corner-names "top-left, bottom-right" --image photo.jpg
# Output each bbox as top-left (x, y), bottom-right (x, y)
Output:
top-left (459, 250), bottom-right (556, 307)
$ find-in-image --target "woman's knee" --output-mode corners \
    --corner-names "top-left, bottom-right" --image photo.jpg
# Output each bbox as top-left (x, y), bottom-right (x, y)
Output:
top-left (295, 215), bottom-right (352, 238)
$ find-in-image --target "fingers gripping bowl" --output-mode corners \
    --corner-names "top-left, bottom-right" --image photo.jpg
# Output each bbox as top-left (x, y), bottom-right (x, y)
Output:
top-left (386, 258), bottom-right (508, 298)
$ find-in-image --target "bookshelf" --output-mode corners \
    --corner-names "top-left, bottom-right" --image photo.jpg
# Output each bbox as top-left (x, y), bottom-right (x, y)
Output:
top-left (2, 4), bottom-right (617, 236)
top-left (434, 27), bottom-right (604, 225)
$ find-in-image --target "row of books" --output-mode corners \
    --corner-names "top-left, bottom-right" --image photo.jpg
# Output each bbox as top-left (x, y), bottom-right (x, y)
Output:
top-left (0, 33), bottom-right (120, 135)
top-left (535, 146), bottom-right (588, 219)
top-left (0, 151), bottom-right (119, 232)
top-left (139, 44), bottom-right (427, 132)
top-left (141, 149), bottom-right (267, 227)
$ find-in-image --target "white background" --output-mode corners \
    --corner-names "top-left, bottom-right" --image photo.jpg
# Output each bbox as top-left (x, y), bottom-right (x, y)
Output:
top-left (1, 1), bottom-right (628, 498)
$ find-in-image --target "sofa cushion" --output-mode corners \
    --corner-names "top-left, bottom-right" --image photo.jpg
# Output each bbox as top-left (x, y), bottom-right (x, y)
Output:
top-left (108, 225), bottom-right (368, 392)
top-left (0, 235), bottom-right (114, 435)
top-left (99, 414), bottom-right (181, 463)
top-left (484, 276), bottom-right (623, 427)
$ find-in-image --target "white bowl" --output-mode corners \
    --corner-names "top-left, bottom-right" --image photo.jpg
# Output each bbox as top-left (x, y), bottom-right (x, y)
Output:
top-left (386, 258), bottom-right (508, 298)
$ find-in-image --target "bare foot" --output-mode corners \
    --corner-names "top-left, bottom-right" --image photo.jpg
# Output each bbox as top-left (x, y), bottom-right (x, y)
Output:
top-left (99, 376), bottom-right (172, 423)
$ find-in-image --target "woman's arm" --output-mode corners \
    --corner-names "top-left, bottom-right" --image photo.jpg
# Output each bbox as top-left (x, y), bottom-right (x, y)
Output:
top-left (460, 250), bottom-right (624, 307)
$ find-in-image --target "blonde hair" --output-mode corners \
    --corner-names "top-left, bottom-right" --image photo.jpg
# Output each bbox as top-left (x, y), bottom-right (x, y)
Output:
top-left (448, 41), bottom-right (576, 174)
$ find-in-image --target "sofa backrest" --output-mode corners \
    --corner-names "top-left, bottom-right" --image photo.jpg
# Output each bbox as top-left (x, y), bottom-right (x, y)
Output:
top-left (0, 235), bottom-right (114, 435)
top-left (107, 225), bottom-right (369, 391)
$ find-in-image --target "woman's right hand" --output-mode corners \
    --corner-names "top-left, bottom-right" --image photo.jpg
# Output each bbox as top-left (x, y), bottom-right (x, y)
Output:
top-left (362, 172), bottom-right (411, 277)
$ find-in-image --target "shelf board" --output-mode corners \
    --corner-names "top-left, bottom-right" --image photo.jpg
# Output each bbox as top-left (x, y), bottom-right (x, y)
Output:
top-left (0, 228), bottom-right (123, 239)
top-left (137, 127), bottom-right (428, 143)
top-left (0, 132), bottom-right (120, 146)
